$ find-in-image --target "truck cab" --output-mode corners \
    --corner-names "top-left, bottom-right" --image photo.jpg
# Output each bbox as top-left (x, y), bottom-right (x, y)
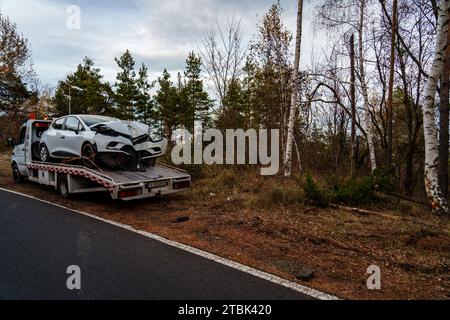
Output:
top-left (12, 120), bottom-right (51, 182)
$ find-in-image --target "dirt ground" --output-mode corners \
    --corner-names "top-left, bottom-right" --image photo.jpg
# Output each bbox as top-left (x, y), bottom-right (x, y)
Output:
top-left (1, 152), bottom-right (449, 300)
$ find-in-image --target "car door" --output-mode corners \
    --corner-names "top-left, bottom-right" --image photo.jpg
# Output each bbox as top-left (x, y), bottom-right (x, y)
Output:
top-left (63, 116), bottom-right (85, 157)
top-left (45, 117), bottom-right (66, 157)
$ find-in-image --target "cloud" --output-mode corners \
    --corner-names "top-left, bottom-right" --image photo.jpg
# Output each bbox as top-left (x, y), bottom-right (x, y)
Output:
top-left (0, 0), bottom-right (324, 88)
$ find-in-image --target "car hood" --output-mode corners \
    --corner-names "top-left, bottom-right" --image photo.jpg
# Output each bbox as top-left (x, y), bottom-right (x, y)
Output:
top-left (93, 121), bottom-right (149, 138)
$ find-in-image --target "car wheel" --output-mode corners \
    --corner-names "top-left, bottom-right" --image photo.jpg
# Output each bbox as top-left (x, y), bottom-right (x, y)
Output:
top-left (40, 144), bottom-right (52, 162)
top-left (57, 175), bottom-right (69, 198)
top-left (12, 163), bottom-right (24, 183)
top-left (81, 143), bottom-right (96, 168)
top-left (119, 146), bottom-right (139, 171)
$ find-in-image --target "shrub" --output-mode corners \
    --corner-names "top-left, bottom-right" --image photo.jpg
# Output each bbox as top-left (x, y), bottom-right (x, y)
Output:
top-left (299, 174), bottom-right (329, 208)
top-left (299, 168), bottom-right (395, 208)
top-left (330, 168), bottom-right (394, 205)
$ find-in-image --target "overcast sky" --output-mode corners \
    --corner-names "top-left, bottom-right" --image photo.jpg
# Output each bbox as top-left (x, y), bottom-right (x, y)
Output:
top-left (0, 0), bottom-right (323, 89)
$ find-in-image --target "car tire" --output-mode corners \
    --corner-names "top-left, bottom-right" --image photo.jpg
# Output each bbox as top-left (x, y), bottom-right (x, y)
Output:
top-left (81, 143), bottom-right (96, 169)
top-left (119, 146), bottom-right (139, 171)
top-left (40, 144), bottom-right (52, 162)
top-left (57, 175), bottom-right (69, 198)
top-left (12, 163), bottom-right (24, 183)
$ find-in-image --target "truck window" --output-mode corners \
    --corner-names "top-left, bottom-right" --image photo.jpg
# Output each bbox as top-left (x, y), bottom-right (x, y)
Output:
top-left (18, 127), bottom-right (26, 145)
top-left (35, 127), bottom-right (47, 139)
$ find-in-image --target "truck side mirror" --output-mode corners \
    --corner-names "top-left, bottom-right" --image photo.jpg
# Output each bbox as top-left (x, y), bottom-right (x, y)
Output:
top-left (6, 138), bottom-right (15, 146)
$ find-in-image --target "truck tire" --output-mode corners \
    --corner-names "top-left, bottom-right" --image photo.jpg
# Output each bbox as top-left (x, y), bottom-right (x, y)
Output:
top-left (57, 175), bottom-right (70, 198)
top-left (12, 163), bottom-right (24, 183)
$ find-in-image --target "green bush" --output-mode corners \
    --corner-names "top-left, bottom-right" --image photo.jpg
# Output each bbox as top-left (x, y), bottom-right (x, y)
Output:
top-left (332, 168), bottom-right (394, 205)
top-left (298, 174), bottom-right (329, 208)
top-left (299, 168), bottom-right (394, 207)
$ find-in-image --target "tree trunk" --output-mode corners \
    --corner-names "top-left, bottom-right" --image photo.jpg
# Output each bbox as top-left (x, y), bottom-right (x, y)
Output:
top-left (284, 0), bottom-right (303, 177)
top-left (350, 34), bottom-right (357, 177)
top-left (386, 0), bottom-right (398, 166)
top-left (423, 0), bottom-right (450, 214)
top-left (358, 0), bottom-right (377, 172)
top-left (439, 9), bottom-right (450, 200)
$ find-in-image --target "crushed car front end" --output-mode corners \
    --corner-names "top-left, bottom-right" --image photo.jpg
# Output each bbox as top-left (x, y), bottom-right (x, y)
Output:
top-left (91, 120), bottom-right (168, 171)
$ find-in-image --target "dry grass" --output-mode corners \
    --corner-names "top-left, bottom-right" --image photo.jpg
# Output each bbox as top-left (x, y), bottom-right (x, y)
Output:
top-left (1, 152), bottom-right (449, 300)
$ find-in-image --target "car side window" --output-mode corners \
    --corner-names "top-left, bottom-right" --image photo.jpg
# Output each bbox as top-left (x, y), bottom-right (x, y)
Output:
top-left (52, 118), bottom-right (66, 130)
top-left (65, 117), bottom-right (81, 132)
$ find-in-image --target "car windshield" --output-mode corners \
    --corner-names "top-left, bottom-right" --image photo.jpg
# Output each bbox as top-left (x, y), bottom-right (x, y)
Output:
top-left (79, 115), bottom-right (118, 127)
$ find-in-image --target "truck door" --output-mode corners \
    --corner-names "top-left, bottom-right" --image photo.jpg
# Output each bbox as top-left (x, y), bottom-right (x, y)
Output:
top-left (13, 126), bottom-right (27, 175)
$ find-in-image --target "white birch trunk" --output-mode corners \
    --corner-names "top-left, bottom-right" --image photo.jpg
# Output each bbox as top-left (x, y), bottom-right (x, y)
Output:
top-left (284, 0), bottom-right (303, 177)
top-left (422, 0), bottom-right (450, 214)
top-left (358, 0), bottom-right (377, 172)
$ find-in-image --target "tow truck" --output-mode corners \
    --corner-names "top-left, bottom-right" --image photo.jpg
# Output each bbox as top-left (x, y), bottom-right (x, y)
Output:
top-left (11, 119), bottom-right (191, 200)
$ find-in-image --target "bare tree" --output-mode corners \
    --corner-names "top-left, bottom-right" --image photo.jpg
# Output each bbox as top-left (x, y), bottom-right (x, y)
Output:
top-left (201, 18), bottom-right (246, 110)
top-left (422, 0), bottom-right (449, 214)
top-left (316, 0), bottom-right (378, 172)
top-left (350, 34), bottom-right (358, 176)
top-left (284, 0), bottom-right (304, 177)
top-left (386, 0), bottom-right (398, 165)
top-left (439, 8), bottom-right (450, 199)
top-left (0, 11), bottom-right (34, 136)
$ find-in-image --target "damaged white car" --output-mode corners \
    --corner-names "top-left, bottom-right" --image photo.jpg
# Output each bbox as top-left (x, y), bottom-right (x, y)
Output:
top-left (39, 115), bottom-right (167, 171)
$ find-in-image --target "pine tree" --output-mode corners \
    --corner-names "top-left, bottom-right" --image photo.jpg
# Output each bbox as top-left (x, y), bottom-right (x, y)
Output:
top-left (217, 79), bottom-right (247, 130)
top-left (54, 57), bottom-right (113, 116)
top-left (182, 52), bottom-right (212, 130)
top-left (249, 2), bottom-right (293, 131)
top-left (155, 69), bottom-right (179, 139)
top-left (114, 50), bottom-right (138, 120)
top-left (135, 63), bottom-right (155, 125)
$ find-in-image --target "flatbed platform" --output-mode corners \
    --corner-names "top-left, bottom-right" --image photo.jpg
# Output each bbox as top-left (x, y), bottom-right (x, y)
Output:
top-left (26, 161), bottom-right (191, 200)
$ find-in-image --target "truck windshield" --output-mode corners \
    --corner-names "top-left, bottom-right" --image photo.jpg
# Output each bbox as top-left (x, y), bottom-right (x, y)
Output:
top-left (79, 115), bottom-right (118, 127)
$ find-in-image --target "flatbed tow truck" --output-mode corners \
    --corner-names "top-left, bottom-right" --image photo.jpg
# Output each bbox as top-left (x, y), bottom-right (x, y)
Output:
top-left (11, 119), bottom-right (191, 201)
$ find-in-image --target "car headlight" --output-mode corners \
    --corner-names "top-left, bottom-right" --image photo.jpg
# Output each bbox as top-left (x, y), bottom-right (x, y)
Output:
top-left (149, 131), bottom-right (164, 142)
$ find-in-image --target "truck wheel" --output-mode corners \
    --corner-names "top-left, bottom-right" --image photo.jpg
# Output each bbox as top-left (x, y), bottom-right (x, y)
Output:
top-left (12, 163), bottom-right (24, 183)
top-left (57, 175), bottom-right (70, 198)
top-left (40, 144), bottom-right (52, 162)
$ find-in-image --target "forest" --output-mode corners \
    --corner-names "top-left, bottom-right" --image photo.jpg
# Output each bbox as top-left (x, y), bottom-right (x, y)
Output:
top-left (1, 0), bottom-right (450, 214)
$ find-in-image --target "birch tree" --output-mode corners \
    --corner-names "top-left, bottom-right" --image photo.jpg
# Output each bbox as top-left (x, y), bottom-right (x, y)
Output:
top-left (284, 0), bottom-right (304, 177)
top-left (422, 0), bottom-right (450, 214)
top-left (358, 0), bottom-right (377, 172)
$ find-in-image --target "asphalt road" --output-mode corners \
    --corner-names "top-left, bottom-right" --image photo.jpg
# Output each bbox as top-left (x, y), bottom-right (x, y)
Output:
top-left (0, 189), bottom-right (314, 300)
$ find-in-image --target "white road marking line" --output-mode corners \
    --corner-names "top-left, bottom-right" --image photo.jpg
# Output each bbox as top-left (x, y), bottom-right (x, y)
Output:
top-left (0, 187), bottom-right (339, 300)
